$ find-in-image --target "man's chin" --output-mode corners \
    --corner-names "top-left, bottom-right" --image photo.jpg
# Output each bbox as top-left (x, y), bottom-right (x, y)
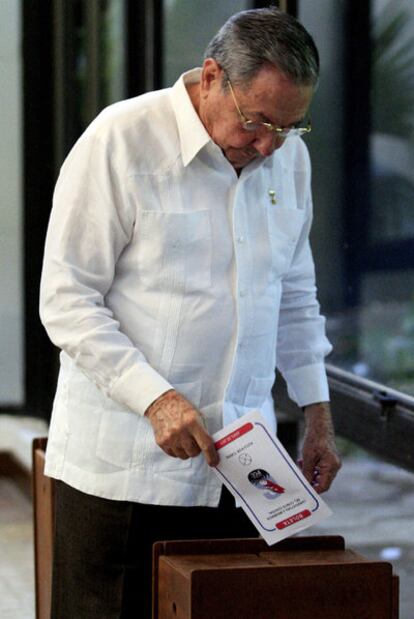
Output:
top-left (228, 151), bottom-right (260, 169)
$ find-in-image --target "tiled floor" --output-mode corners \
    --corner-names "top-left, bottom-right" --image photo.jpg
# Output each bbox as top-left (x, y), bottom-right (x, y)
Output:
top-left (0, 415), bottom-right (47, 619)
top-left (0, 478), bottom-right (35, 619)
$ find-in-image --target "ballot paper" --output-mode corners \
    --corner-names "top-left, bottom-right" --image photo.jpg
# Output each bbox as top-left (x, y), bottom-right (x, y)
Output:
top-left (212, 410), bottom-right (332, 545)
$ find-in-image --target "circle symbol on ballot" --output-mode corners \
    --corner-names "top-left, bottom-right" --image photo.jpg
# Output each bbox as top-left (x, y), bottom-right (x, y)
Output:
top-left (239, 452), bottom-right (252, 466)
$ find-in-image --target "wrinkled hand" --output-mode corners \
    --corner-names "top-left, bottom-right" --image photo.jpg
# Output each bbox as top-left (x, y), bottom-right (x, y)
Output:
top-left (299, 402), bottom-right (341, 493)
top-left (145, 390), bottom-right (219, 467)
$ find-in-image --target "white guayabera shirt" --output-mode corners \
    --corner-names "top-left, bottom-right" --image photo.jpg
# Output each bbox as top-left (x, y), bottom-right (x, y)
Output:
top-left (40, 69), bottom-right (332, 506)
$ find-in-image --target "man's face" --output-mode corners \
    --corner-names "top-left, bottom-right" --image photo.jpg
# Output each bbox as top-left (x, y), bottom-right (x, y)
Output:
top-left (198, 59), bottom-right (313, 170)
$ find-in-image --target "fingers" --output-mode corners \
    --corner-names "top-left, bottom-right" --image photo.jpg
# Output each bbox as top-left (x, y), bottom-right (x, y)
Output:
top-left (169, 419), bottom-right (218, 466)
top-left (180, 436), bottom-right (202, 458)
top-left (192, 424), bottom-right (219, 467)
top-left (146, 390), bottom-right (218, 466)
top-left (173, 446), bottom-right (190, 460)
top-left (317, 452), bottom-right (341, 493)
top-left (311, 465), bottom-right (329, 493)
top-left (302, 461), bottom-right (318, 487)
top-left (301, 403), bottom-right (342, 493)
top-left (302, 451), bottom-right (341, 494)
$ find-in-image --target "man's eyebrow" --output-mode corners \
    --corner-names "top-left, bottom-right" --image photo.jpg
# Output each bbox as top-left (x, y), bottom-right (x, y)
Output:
top-left (245, 109), bottom-right (279, 124)
top-left (253, 110), bottom-right (306, 127)
top-left (258, 112), bottom-right (274, 123)
top-left (243, 98), bottom-right (308, 127)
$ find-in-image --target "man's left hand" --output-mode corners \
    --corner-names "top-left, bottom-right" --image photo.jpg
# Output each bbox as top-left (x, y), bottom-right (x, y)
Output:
top-left (299, 401), bottom-right (341, 493)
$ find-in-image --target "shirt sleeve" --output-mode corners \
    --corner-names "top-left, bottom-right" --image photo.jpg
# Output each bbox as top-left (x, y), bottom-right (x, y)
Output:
top-left (39, 132), bottom-right (173, 415)
top-left (276, 164), bottom-right (332, 408)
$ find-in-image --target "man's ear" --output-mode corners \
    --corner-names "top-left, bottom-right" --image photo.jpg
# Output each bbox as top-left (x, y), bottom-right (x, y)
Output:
top-left (201, 58), bottom-right (223, 94)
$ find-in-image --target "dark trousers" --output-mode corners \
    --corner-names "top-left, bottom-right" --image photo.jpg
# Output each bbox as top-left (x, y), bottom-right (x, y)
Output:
top-left (51, 480), bottom-right (257, 619)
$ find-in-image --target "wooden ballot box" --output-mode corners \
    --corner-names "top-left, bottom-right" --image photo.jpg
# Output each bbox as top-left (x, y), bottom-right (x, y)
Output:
top-left (154, 536), bottom-right (399, 619)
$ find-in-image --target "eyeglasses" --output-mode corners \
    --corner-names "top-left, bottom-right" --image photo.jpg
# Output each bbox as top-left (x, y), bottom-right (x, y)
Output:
top-left (227, 79), bottom-right (312, 138)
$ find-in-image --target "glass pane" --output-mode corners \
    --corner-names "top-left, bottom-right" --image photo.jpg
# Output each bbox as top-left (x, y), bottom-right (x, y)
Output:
top-left (297, 4), bottom-right (348, 359)
top-left (300, 1), bottom-right (414, 396)
top-left (371, 0), bottom-right (414, 244)
top-left (72, 1), bottom-right (89, 135)
top-left (99, 0), bottom-right (126, 106)
top-left (63, 1), bottom-right (126, 148)
top-left (163, 0), bottom-right (250, 87)
top-left (366, 0), bottom-right (414, 390)
top-left (0, 0), bottom-right (24, 405)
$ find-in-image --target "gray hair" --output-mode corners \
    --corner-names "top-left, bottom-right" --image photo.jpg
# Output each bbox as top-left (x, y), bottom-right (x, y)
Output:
top-left (204, 7), bottom-right (319, 90)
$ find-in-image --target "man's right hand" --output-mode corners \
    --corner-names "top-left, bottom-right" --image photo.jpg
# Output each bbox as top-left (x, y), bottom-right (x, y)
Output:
top-left (145, 390), bottom-right (219, 467)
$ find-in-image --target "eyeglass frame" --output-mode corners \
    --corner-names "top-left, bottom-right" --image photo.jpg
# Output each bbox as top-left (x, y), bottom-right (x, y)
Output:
top-left (226, 79), bottom-right (312, 138)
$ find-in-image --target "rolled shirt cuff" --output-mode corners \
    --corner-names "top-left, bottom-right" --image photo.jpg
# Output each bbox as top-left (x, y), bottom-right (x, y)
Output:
top-left (283, 362), bottom-right (330, 408)
top-left (110, 363), bottom-right (173, 416)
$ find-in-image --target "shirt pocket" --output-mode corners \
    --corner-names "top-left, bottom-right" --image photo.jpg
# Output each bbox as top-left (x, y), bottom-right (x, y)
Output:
top-left (96, 404), bottom-right (148, 469)
top-left (266, 208), bottom-right (305, 279)
top-left (139, 210), bottom-right (212, 291)
top-left (96, 380), bottom-right (203, 472)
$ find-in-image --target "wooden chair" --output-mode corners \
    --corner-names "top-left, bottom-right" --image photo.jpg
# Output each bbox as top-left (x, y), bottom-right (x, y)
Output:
top-left (32, 437), bottom-right (54, 619)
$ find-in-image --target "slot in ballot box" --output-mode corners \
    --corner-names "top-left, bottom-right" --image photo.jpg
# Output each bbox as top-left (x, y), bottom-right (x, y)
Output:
top-left (153, 536), bottom-right (399, 619)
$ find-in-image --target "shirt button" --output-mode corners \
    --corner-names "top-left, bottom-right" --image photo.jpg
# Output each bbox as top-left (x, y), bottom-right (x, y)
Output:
top-left (237, 236), bottom-right (245, 243)
top-left (239, 289), bottom-right (246, 297)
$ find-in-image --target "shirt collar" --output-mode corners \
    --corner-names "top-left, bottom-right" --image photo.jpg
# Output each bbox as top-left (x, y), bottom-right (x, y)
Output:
top-left (170, 68), bottom-right (211, 167)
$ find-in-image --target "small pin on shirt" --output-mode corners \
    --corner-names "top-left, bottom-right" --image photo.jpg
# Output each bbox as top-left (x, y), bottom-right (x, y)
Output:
top-left (268, 190), bottom-right (277, 205)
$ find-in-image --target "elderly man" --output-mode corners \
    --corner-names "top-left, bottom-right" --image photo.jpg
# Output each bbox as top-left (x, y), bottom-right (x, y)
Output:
top-left (40, 7), bottom-right (340, 618)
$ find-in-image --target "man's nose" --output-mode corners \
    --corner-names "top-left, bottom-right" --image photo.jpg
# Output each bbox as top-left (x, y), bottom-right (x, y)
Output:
top-left (253, 132), bottom-right (284, 157)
